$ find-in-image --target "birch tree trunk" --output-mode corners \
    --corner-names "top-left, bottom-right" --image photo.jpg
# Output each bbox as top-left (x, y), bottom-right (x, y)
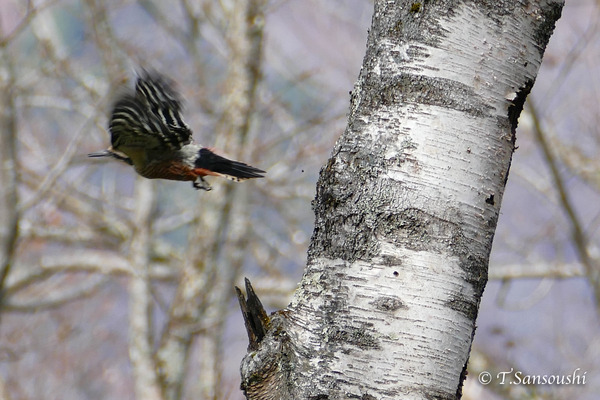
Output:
top-left (240, 1), bottom-right (564, 399)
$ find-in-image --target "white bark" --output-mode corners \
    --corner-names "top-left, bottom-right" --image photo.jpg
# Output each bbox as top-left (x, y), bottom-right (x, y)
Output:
top-left (240, 1), bottom-right (564, 399)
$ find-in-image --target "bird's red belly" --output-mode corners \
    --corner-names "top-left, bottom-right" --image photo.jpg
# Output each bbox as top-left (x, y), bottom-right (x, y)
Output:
top-left (138, 161), bottom-right (198, 182)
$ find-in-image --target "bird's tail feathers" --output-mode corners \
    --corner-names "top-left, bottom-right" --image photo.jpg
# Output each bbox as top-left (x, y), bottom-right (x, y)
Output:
top-left (194, 148), bottom-right (265, 181)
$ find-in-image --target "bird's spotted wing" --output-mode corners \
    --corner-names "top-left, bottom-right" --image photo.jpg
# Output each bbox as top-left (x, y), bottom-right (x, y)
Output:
top-left (109, 71), bottom-right (193, 152)
top-left (135, 71), bottom-right (192, 145)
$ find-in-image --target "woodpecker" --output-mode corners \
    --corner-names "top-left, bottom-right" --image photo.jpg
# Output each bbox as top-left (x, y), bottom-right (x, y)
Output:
top-left (89, 71), bottom-right (265, 190)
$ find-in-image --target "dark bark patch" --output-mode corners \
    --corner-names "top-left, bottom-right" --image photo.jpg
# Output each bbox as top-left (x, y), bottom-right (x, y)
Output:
top-left (311, 201), bottom-right (471, 264)
top-left (377, 208), bottom-right (465, 255)
top-left (456, 254), bottom-right (488, 299)
top-left (329, 325), bottom-right (381, 350)
top-left (381, 254), bottom-right (403, 267)
top-left (457, 358), bottom-right (469, 399)
top-left (371, 296), bottom-right (407, 312)
top-left (445, 294), bottom-right (478, 320)
top-left (421, 388), bottom-right (456, 400)
top-left (363, 73), bottom-right (493, 118)
top-left (376, 0), bottom-right (450, 47)
top-left (533, 2), bottom-right (565, 58)
top-left (507, 79), bottom-right (534, 136)
top-left (410, 3), bottom-right (422, 13)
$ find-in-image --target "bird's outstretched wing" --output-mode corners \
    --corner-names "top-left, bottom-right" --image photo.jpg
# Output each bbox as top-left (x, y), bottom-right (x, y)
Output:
top-left (109, 71), bottom-right (193, 152)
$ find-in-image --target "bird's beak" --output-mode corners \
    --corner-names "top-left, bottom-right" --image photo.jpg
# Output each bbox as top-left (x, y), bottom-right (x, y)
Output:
top-left (88, 150), bottom-right (112, 158)
top-left (88, 148), bottom-right (133, 165)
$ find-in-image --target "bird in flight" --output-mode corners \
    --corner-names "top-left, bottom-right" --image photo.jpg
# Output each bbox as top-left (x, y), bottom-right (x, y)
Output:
top-left (89, 71), bottom-right (265, 190)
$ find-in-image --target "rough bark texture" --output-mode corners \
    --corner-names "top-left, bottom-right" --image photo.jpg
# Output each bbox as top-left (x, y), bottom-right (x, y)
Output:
top-left (240, 1), bottom-right (563, 399)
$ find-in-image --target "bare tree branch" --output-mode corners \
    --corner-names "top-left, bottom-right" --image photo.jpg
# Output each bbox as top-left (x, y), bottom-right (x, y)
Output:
top-left (3, 275), bottom-right (108, 312)
top-left (0, 46), bottom-right (19, 309)
top-left (0, 0), bottom-right (59, 48)
top-left (529, 101), bottom-right (600, 306)
top-left (490, 262), bottom-right (585, 280)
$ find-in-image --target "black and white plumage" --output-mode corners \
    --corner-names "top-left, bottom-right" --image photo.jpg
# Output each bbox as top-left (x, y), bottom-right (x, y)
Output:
top-left (89, 70), bottom-right (265, 190)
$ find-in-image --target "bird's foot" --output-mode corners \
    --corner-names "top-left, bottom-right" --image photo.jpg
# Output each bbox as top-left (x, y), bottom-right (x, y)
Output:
top-left (193, 178), bottom-right (212, 191)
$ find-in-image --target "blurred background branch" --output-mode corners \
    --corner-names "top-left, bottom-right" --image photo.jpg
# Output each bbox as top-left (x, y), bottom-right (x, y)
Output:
top-left (0, 36), bottom-right (19, 311)
top-left (528, 100), bottom-right (600, 307)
